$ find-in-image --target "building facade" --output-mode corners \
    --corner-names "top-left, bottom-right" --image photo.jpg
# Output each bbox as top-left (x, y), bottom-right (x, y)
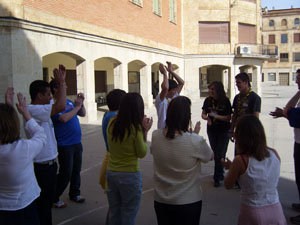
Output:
top-left (0, 0), bottom-right (273, 123)
top-left (262, 7), bottom-right (300, 85)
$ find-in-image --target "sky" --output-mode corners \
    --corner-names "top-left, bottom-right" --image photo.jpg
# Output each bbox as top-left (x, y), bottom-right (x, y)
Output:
top-left (261, 0), bottom-right (300, 10)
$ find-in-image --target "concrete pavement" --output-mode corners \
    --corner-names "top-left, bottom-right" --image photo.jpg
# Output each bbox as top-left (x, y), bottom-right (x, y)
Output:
top-left (53, 84), bottom-right (299, 225)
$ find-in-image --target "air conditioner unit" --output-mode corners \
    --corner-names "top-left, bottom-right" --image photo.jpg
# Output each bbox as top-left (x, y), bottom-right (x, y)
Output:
top-left (238, 45), bottom-right (252, 54)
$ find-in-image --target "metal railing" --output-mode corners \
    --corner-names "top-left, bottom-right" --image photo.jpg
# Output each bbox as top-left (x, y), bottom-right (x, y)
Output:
top-left (235, 44), bottom-right (278, 57)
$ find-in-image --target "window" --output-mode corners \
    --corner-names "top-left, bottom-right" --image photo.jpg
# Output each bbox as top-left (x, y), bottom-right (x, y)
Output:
top-left (238, 23), bottom-right (256, 44)
top-left (294, 53), bottom-right (300, 62)
top-left (269, 34), bottom-right (275, 44)
top-left (169, 0), bottom-right (176, 23)
top-left (280, 53), bottom-right (289, 62)
top-left (268, 73), bottom-right (276, 81)
top-left (295, 18), bottom-right (300, 26)
top-left (66, 70), bottom-right (77, 95)
top-left (293, 72), bottom-right (297, 81)
top-left (295, 33), bottom-right (300, 43)
top-left (153, 0), bottom-right (161, 16)
top-left (131, 0), bottom-right (142, 6)
top-left (281, 34), bottom-right (288, 43)
top-left (95, 71), bottom-right (107, 93)
top-left (269, 20), bottom-right (274, 27)
top-left (281, 19), bottom-right (287, 26)
top-left (43, 68), bottom-right (49, 82)
top-left (199, 22), bottom-right (229, 43)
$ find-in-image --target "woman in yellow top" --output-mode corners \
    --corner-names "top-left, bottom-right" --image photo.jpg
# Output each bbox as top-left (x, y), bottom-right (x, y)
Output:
top-left (106, 93), bottom-right (153, 225)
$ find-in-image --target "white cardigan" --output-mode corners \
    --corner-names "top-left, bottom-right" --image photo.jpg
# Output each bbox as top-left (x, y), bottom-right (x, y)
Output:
top-left (0, 118), bottom-right (46, 210)
top-left (151, 129), bottom-right (213, 205)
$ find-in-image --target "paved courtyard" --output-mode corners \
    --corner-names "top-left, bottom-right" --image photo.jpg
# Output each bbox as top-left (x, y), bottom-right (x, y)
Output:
top-left (53, 84), bottom-right (299, 225)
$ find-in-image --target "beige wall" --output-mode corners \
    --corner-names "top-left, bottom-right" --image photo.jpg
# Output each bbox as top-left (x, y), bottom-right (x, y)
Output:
top-left (182, 0), bottom-right (262, 54)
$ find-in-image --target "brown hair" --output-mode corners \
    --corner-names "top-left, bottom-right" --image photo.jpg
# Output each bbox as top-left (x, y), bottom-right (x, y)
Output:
top-left (0, 103), bottom-right (20, 144)
top-left (235, 114), bottom-right (270, 161)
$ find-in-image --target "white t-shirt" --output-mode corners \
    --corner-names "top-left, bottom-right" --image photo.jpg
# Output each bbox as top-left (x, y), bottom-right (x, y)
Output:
top-left (27, 103), bottom-right (58, 162)
top-left (150, 129), bottom-right (213, 205)
top-left (0, 118), bottom-right (46, 210)
top-left (155, 92), bottom-right (178, 129)
top-left (239, 149), bottom-right (280, 206)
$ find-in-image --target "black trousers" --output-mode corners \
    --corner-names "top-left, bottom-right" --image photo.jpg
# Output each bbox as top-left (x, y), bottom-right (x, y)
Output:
top-left (34, 162), bottom-right (57, 225)
top-left (294, 142), bottom-right (300, 201)
top-left (0, 199), bottom-right (40, 225)
top-left (154, 200), bottom-right (202, 225)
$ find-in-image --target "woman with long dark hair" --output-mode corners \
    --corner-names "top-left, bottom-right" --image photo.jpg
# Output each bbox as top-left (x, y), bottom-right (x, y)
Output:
top-left (106, 93), bottom-right (152, 225)
top-left (222, 115), bottom-right (286, 225)
top-left (202, 81), bottom-right (232, 187)
top-left (151, 96), bottom-right (213, 225)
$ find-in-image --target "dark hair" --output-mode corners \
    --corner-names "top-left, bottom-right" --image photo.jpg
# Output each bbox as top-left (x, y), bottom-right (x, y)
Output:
top-left (165, 96), bottom-right (191, 139)
top-left (29, 80), bottom-right (50, 101)
top-left (0, 104), bottom-right (20, 144)
top-left (235, 115), bottom-right (270, 161)
top-left (208, 81), bottom-right (227, 103)
top-left (297, 69), bottom-right (300, 74)
top-left (106, 89), bottom-right (126, 111)
top-left (168, 79), bottom-right (178, 91)
top-left (110, 93), bottom-right (144, 142)
top-left (235, 72), bottom-right (251, 87)
top-left (49, 79), bottom-right (59, 95)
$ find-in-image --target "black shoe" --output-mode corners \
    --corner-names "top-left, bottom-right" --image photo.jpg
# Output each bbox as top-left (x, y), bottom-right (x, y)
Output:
top-left (292, 203), bottom-right (300, 212)
top-left (291, 215), bottom-right (300, 224)
top-left (214, 180), bottom-right (221, 187)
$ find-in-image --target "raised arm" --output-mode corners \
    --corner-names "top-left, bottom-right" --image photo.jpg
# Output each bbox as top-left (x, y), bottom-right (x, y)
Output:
top-left (76, 93), bottom-right (86, 117)
top-left (5, 87), bottom-right (14, 106)
top-left (16, 93), bottom-right (31, 122)
top-left (51, 64), bottom-right (67, 116)
top-left (159, 63), bottom-right (169, 101)
top-left (58, 98), bottom-right (83, 123)
top-left (166, 61), bottom-right (184, 94)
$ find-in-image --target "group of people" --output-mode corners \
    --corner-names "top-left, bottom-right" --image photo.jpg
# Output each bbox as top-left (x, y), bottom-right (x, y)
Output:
top-left (1, 61), bottom-right (300, 225)
top-left (0, 65), bottom-right (86, 225)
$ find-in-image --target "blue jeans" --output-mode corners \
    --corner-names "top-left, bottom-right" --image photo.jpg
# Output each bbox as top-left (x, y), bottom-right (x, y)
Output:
top-left (106, 170), bottom-right (142, 225)
top-left (54, 143), bottom-right (83, 202)
top-left (207, 129), bottom-right (230, 182)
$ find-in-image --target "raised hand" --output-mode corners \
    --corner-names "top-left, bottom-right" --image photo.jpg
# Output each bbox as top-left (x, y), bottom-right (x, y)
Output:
top-left (52, 64), bottom-right (66, 85)
top-left (77, 93), bottom-right (85, 102)
top-left (75, 96), bottom-right (83, 108)
top-left (5, 87), bottom-right (14, 106)
top-left (166, 61), bottom-right (172, 72)
top-left (16, 93), bottom-right (31, 121)
top-left (159, 63), bottom-right (167, 75)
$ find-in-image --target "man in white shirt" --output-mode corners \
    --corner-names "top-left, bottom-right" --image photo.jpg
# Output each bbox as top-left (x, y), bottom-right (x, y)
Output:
top-left (155, 62), bottom-right (184, 129)
top-left (27, 65), bottom-right (67, 225)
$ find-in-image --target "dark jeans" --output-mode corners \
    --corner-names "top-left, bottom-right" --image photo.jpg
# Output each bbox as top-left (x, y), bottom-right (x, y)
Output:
top-left (294, 142), bottom-right (300, 201)
top-left (154, 201), bottom-right (202, 225)
top-left (207, 129), bottom-right (230, 182)
top-left (34, 162), bottom-right (57, 225)
top-left (54, 143), bottom-right (83, 202)
top-left (0, 200), bottom-right (40, 225)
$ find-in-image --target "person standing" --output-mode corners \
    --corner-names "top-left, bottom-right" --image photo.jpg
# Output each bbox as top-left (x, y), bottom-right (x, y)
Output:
top-left (50, 80), bottom-right (86, 208)
top-left (0, 88), bottom-right (46, 225)
top-left (27, 65), bottom-right (67, 225)
top-left (231, 72), bottom-right (261, 141)
top-left (202, 81), bottom-right (232, 187)
top-left (151, 96), bottom-right (213, 225)
top-left (222, 115), bottom-right (286, 225)
top-left (106, 93), bottom-right (153, 225)
top-left (155, 62), bottom-right (184, 129)
top-left (270, 69), bottom-right (300, 224)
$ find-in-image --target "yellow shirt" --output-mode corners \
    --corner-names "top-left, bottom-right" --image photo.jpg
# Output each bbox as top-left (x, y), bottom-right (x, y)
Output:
top-left (107, 118), bottom-right (147, 172)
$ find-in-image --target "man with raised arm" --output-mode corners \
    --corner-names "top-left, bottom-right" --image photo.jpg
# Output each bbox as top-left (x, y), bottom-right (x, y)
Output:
top-left (27, 65), bottom-right (67, 225)
top-left (155, 61), bottom-right (185, 129)
top-left (50, 79), bottom-right (86, 208)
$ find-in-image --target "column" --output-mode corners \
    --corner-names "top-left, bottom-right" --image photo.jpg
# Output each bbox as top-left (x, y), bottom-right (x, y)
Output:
top-left (76, 59), bottom-right (97, 123)
top-left (140, 65), bottom-right (153, 108)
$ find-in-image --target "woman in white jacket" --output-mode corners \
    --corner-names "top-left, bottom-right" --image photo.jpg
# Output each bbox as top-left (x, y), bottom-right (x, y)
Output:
top-left (0, 88), bottom-right (46, 225)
